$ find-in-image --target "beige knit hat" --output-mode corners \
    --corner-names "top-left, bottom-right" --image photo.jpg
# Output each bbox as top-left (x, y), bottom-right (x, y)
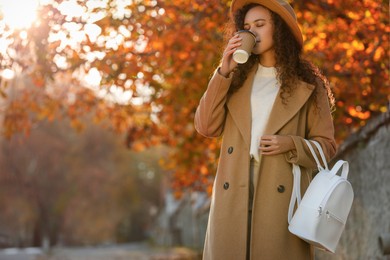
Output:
top-left (230, 0), bottom-right (303, 46)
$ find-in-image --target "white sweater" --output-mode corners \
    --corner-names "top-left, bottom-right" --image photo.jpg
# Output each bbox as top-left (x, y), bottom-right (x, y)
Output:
top-left (250, 64), bottom-right (280, 162)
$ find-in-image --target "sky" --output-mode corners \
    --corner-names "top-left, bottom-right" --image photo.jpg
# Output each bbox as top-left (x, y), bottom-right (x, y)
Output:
top-left (0, 0), bottom-right (140, 105)
top-left (0, 0), bottom-right (46, 29)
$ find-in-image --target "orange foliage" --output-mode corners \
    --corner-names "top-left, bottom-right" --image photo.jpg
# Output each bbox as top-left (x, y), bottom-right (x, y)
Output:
top-left (295, 0), bottom-right (389, 140)
top-left (0, 0), bottom-right (389, 194)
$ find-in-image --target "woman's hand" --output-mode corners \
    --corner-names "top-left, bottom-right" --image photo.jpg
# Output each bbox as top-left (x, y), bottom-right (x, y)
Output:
top-left (219, 34), bottom-right (242, 77)
top-left (259, 135), bottom-right (295, 155)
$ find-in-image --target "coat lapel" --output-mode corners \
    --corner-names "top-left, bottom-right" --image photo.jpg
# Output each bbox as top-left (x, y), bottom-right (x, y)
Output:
top-left (227, 66), bottom-right (315, 146)
top-left (264, 81), bottom-right (315, 135)
top-left (226, 67), bottom-right (257, 148)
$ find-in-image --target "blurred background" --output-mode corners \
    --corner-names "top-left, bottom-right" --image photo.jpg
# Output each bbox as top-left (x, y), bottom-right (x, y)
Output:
top-left (0, 0), bottom-right (388, 259)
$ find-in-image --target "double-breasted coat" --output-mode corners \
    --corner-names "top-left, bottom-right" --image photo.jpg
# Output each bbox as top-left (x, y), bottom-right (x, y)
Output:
top-left (194, 66), bottom-right (336, 260)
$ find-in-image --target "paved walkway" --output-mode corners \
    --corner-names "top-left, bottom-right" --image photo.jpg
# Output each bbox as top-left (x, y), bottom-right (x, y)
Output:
top-left (0, 244), bottom-right (201, 260)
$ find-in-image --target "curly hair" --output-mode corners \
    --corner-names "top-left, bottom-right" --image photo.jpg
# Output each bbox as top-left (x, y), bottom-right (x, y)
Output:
top-left (225, 3), bottom-right (335, 111)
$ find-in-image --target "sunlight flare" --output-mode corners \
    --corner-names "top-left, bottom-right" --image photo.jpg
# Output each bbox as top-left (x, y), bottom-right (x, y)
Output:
top-left (0, 0), bottom-right (40, 29)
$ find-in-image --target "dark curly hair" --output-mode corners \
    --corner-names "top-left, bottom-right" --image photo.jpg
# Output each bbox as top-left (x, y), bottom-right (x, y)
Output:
top-left (225, 3), bottom-right (335, 111)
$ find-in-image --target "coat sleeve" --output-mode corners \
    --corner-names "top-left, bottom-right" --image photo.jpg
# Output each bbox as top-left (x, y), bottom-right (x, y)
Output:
top-left (285, 83), bottom-right (337, 169)
top-left (194, 69), bottom-right (233, 138)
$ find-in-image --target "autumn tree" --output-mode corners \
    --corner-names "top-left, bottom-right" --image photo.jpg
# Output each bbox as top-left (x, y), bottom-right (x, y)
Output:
top-left (0, 116), bottom-right (164, 247)
top-left (0, 0), bottom-right (388, 197)
top-left (295, 0), bottom-right (389, 140)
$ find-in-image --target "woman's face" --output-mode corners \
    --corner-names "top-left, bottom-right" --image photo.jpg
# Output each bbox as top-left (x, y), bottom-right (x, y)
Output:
top-left (243, 5), bottom-right (275, 57)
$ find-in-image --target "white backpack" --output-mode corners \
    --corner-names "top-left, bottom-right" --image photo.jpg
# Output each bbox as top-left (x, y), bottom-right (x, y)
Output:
top-left (288, 140), bottom-right (354, 253)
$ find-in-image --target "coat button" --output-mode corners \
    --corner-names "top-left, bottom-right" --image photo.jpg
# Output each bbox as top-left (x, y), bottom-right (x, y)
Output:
top-left (228, 147), bottom-right (234, 154)
top-left (277, 185), bottom-right (285, 193)
top-left (223, 182), bottom-right (230, 190)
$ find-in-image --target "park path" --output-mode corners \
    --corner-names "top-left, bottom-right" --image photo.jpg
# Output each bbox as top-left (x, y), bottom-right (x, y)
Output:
top-left (0, 243), bottom-right (201, 260)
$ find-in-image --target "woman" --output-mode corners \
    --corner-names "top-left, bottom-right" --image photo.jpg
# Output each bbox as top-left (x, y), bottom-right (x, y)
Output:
top-left (194, 0), bottom-right (336, 259)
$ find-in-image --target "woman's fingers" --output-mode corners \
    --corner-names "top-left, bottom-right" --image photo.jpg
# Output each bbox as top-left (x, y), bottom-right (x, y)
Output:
top-left (224, 35), bottom-right (242, 56)
top-left (259, 135), bottom-right (276, 147)
top-left (259, 136), bottom-right (279, 155)
top-left (220, 34), bottom-right (242, 76)
top-left (259, 135), bottom-right (295, 155)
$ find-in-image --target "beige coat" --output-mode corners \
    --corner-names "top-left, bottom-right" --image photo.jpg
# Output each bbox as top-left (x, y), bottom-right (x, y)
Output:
top-left (194, 66), bottom-right (336, 260)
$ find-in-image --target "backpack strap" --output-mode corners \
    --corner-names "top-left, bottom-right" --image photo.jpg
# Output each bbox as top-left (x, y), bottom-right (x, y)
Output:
top-left (288, 164), bottom-right (302, 223)
top-left (307, 140), bottom-right (349, 179)
top-left (305, 140), bottom-right (328, 171)
top-left (288, 139), bottom-right (328, 223)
